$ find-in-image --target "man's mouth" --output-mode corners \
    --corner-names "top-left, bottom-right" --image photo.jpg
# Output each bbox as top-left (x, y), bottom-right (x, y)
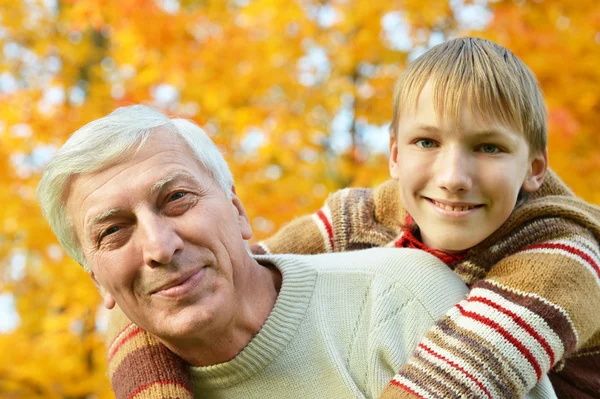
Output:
top-left (150, 267), bottom-right (207, 298)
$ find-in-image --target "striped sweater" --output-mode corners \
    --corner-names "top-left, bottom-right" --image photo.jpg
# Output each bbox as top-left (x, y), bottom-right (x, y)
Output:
top-left (105, 170), bottom-right (600, 398)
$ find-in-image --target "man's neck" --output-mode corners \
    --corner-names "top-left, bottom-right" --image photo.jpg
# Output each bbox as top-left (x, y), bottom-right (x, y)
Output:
top-left (161, 259), bottom-right (282, 367)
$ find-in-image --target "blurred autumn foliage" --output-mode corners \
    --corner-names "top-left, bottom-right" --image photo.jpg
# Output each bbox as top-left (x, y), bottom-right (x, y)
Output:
top-left (0, 0), bottom-right (598, 397)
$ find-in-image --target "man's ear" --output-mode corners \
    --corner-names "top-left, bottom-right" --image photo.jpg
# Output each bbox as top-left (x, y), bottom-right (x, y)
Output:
top-left (90, 271), bottom-right (116, 310)
top-left (389, 134), bottom-right (401, 180)
top-left (231, 185), bottom-right (253, 240)
top-left (522, 150), bottom-right (548, 193)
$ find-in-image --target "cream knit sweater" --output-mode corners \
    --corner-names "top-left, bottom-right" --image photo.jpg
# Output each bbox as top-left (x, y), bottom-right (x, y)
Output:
top-left (190, 248), bottom-right (468, 398)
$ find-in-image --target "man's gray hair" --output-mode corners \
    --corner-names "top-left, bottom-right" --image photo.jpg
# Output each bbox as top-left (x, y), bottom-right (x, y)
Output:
top-left (36, 105), bottom-right (234, 270)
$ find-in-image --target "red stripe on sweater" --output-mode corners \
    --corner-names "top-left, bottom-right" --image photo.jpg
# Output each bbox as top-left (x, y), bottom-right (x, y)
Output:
top-left (316, 209), bottom-right (334, 251)
top-left (128, 380), bottom-right (193, 399)
top-left (109, 326), bottom-right (143, 361)
top-left (389, 379), bottom-right (426, 399)
top-left (456, 303), bottom-right (543, 380)
top-left (469, 296), bottom-right (556, 366)
top-left (524, 242), bottom-right (600, 279)
top-left (418, 343), bottom-right (492, 398)
top-left (108, 322), bottom-right (134, 352)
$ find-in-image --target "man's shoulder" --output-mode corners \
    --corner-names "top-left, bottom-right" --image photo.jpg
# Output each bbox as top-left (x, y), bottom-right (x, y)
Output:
top-left (267, 248), bottom-right (468, 305)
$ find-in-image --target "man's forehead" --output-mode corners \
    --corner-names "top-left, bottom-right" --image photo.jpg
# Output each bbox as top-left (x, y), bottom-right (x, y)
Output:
top-left (71, 148), bottom-right (207, 231)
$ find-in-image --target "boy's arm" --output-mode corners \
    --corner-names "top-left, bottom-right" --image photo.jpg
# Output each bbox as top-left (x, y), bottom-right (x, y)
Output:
top-left (105, 306), bottom-right (194, 399)
top-left (379, 232), bottom-right (600, 399)
top-left (253, 181), bottom-right (401, 255)
top-left (251, 203), bottom-right (335, 255)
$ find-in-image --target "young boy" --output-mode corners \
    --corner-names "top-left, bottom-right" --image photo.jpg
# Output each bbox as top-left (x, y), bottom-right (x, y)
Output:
top-left (106, 37), bottom-right (600, 398)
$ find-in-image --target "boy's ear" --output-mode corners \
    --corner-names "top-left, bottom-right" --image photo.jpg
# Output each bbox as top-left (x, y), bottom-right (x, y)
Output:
top-left (90, 271), bottom-right (116, 310)
top-left (389, 134), bottom-right (401, 180)
top-left (521, 150), bottom-right (548, 193)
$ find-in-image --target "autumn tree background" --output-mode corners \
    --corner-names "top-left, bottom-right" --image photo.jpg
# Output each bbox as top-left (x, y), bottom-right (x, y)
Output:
top-left (0, 0), bottom-right (598, 397)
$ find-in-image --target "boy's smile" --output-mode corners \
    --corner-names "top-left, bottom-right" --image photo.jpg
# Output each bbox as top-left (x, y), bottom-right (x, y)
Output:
top-left (426, 198), bottom-right (483, 216)
top-left (389, 81), bottom-right (547, 252)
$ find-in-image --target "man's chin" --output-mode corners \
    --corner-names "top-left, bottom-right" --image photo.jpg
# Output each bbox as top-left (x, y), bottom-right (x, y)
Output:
top-left (146, 303), bottom-right (222, 341)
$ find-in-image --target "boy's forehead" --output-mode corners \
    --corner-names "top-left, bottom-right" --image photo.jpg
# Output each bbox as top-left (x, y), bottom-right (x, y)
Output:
top-left (401, 80), bottom-right (523, 136)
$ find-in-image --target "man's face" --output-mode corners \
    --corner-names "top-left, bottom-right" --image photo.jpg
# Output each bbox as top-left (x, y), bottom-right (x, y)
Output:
top-left (65, 129), bottom-right (252, 342)
top-left (389, 81), bottom-right (546, 252)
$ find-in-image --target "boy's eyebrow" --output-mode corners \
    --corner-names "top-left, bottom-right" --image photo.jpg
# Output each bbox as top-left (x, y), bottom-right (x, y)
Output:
top-left (466, 129), bottom-right (521, 144)
top-left (414, 124), bottom-right (440, 133)
top-left (151, 171), bottom-right (201, 195)
top-left (85, 208), bottom-right (121, 238)
top-left (414, 124), bottom-right (520, 142)
top-left (467, 130), bottom-right (504, 137)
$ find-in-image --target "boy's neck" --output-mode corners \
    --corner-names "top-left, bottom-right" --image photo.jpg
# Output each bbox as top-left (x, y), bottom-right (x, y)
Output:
top-left (398, 214), bottom-right (466, 266)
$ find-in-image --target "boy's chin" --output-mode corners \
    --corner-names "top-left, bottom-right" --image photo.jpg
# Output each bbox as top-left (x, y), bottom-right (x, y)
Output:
top-left (425, 234), bottom-right (484, 253)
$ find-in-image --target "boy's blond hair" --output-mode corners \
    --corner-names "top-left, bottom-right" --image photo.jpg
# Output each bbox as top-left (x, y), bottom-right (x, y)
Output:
top-left (390, 37), bottom-right (547, 155)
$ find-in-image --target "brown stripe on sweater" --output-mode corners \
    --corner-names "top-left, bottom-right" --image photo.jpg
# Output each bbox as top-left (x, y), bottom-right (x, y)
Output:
top-left (340, 188), bottom-right (399, 251)
top-left (453, 261), bottom-right (487, 286)
top-left (436, 316), bottom-right (527, 394)
top-left (382, 381), bottom-right (422, 399)
top-left (263, 213), bottom-right (328, 255)
top-left (454, 259), bottom-right (487, 277)
top-left (409, 349), bottom-right (479, 398)
top-left (112, 344), bottom-right (192, 399)
top-left (467, 220), bottom-right (547, 268)
top-left (468, 216), bottom-right (588, 279)
top-left (131, 383), bottom-right (192, 399)
top-left (329, 188), bottom-right (350, 251)
top-left (108, 327), bottom-right (166, 376)
top-left (416, 350), bottom-right (488, 399)
top-left (573, 330), bottom-right (600, 354)
top-left (372, 179), bottom-right (406, 231)
top-left (488, 249), bottom-right (600, 339)
top-left (549, 352), bottom-right (600, 399)
top-left (344, 189), bottom-right (372, 248)
top-left (476, 279), bottom-right (578, 357)
top-left (398, 362), bottom-right (448, 399)
top-left (428, 322), bottom-right (518, 397)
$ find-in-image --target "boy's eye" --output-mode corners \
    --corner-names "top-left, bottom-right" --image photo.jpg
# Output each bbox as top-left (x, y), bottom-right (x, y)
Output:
top-left (479, 144), bottom-right (501, 154)
top-left (415, 139), bottom-right (437, 149)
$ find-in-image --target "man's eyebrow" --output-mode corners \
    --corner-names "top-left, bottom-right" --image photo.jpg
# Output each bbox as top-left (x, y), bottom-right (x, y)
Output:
top-left (85, 208), bottom-right (121, 238)
top-left (151, 171), bottom-right (200, 195)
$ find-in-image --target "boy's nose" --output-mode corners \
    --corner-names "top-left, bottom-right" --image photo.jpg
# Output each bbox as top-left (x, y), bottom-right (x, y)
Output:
top-left (140, 214), bottom-right (184, 268)
top-left (435, 148), bottom-right (473, 193)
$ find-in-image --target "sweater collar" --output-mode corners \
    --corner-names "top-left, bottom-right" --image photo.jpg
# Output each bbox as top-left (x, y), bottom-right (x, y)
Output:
top-left (393, 213), bottom-right (466, 267)
top-left (190, 254), bottom-right (318, 390)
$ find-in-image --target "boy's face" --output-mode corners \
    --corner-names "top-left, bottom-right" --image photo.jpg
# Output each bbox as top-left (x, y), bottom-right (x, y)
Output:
top-left (389, 81), bottom-right (547, 252)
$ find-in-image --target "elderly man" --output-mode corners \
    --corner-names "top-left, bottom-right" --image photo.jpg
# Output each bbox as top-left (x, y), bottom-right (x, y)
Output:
top-left (37, 105), bottom-right (469, 398)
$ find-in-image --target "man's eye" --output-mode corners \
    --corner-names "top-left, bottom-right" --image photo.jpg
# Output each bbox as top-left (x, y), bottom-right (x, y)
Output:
top-left (479, 144), bottom-right (501, 154)
top-left (415, 139), bottom-right (437, 149)
top-left (101, 226), bottom-right (120, 239)
top-left (169, 191), bottom-right (186, 201)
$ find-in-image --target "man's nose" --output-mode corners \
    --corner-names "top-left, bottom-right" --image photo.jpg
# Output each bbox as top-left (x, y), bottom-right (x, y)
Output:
top-left (139, 214), bottom-right (184, 268)
top-left (435, 147), bottom-right (473, 193)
